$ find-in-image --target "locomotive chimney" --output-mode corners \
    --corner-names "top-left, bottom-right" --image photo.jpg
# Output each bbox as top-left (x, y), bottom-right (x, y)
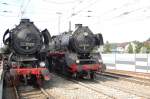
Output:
top-left (75, 24), bottom-right (82, 29)
top-left (21, 19), bottom-right (30, 23)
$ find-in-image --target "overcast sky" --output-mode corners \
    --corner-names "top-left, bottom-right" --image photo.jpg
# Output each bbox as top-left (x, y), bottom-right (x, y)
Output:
top-left (0, 0), bottom-right (150, 46)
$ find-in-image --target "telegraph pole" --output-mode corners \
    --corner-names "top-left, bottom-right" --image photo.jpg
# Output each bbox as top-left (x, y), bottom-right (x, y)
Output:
top-left (56, 12), bottom-right (62, 34)
top-left (69, 21), bottom-right (71, 32)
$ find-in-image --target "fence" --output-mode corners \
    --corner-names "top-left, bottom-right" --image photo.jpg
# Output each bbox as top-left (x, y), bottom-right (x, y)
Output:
top-left (101, 54), bottom-right (150, 73)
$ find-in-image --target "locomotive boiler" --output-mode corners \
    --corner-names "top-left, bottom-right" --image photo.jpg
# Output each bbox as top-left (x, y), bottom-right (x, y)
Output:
top-left (49, 24), bottom-right (106, 79)
top-left (3, 19), bottom-right (51, 86)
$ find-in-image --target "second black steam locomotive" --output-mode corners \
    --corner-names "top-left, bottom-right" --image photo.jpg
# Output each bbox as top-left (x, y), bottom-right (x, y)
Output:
top-left (48, 24), bottom-right (106, 79)
top-left (3, 19), bottom-right (51, 86)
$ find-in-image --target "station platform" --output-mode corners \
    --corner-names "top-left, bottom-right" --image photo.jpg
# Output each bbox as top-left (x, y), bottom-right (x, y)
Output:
top-left (106, 69), bottom-right (150, 80)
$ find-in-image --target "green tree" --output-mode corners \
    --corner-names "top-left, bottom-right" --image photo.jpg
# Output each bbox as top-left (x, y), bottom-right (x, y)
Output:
top-left (103, 41), bottom-right (111, 53)
top-left (135, 42), bottom-right (143, 53)
top-left (127, 43), bottom-right (133, 53)
top-left (143, 43), bottom-right (150, 53)
top-left (146, 47), bottom-right (150, 53)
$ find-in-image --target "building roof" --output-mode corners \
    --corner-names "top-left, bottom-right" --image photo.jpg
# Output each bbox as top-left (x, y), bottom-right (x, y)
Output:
top-left (109, 42), bottom-right (129, 48)
top-left (144, 41), bottom-right (150, 45)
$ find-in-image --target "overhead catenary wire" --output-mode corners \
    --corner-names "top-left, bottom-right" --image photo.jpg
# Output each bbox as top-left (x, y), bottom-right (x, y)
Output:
top-left (42, 0), bottom-right (77, 4)
top-left (0, 0), bottom-right (150, 27)
top-left (67, 0), bottom-right (144, 22)
top-left (67, 0), bottom-right (100, 19)
top-left (74, 0), bottom-right (150, 26)
top-left (71, 0), bottom-right (86, 12)
top-left (100, 5), bottom-right (150, 24)
top-left (18, 0), bottom-right (25, 18)
top-left (0, 14), bottom-right (18, 17)
top-left (19, 0), bottom-right (31, 18)
top-left (0, 1), bottom-right (21, 7)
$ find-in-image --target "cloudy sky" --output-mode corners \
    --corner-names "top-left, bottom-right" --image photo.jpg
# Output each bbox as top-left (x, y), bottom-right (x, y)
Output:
top-left (0, 0), bottom-right (150, 46)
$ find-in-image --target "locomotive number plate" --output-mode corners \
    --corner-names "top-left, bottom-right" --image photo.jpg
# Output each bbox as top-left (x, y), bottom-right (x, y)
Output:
top-left (20, 42), bottom-right (35, 47)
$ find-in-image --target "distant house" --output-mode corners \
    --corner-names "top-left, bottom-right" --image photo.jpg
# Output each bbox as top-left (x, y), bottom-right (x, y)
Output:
top-left (108, 42), bottom-right (137, 53)
top-left (108, 42), bottom-right (129, 53)
top-left (116, 42), bottom-right (129, 53)
top-left (104, 39), bottom-right (150, 53)
top-left (147, 38), bottom-right (150, 41)
top-left (143, 41), bottom-right (150, 45)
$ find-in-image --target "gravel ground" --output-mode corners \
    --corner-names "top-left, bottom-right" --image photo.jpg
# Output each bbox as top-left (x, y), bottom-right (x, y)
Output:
top-left (43, 74), bottom-right (146, 99)
top-left (43, 74), bottom-right (111, 99)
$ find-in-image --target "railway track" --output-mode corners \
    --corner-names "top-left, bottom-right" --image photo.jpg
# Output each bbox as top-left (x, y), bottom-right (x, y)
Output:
top-left (70, 78), bottom-right (116, 99)
top-left (6, 72), bottom-right (150, 99)
top-left (54, 73), bottom-right (144, 99)
top-left (75, 79), bottom-right (147, 99)
top-left (96, 72), bottom-right (150, 99)
top-left (3, 71), bottom-right (55, 99)
top-left (99, 72), bottom-right (150, 86)
top-left (14, 85), bottom-right (54, 99)
top-left (50, 73), bottom-right (112, 99)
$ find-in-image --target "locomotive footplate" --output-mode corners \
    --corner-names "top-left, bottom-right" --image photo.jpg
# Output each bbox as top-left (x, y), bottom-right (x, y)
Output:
top-left (70, 64), bottom-right (102, 73)
top-left (10, 68), bottom-right (51, 80)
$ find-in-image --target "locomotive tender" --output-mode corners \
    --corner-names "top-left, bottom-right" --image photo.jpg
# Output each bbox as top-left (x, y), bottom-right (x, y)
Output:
top-left (3, 19), bottom-right (51, 86)
top-left (49, 24), bottom-right (106, 79)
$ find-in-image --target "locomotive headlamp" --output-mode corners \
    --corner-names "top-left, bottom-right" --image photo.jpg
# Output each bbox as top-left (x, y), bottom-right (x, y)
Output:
top-left (98, 59), bottom-right (103, 63)
top-left (40, 62), bottom-right (46, 67)
top-left (83, 32), bottom-right (88, 36)
top-left (76, 60), bottom-right (80, 63)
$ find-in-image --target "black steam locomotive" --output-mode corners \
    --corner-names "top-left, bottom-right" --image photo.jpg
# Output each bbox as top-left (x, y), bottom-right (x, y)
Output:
top-left (3, 19), bottom-right (51, 86)
top-left (48, 24), bottom-right (106, 79)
